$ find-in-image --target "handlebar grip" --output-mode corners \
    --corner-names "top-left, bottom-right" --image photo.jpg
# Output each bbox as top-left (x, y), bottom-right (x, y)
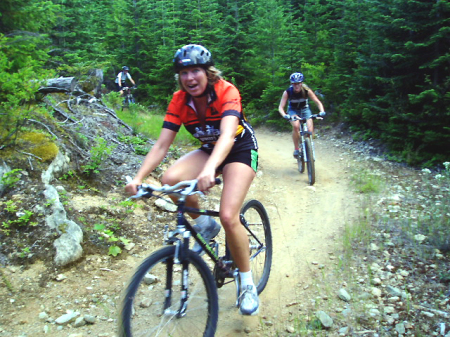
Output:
top-left (215, 178), bottom-right (222, 185)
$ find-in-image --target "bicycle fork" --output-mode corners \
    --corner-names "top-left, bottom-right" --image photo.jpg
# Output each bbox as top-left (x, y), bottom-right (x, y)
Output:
top-left (163, 230), bottom-right (191, 318)
top-left (300, 135), bottom-right (316, 162)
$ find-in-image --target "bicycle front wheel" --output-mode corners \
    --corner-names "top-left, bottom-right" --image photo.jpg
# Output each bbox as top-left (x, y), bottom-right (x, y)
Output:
top-left (241, 200), bottom-right (272, 294)
top-left (305, 137), bottom-right (315, 185)
top-left (298, 149), bottom-right (305, 173)
top-left (119, 246), bottom-right (218, 337)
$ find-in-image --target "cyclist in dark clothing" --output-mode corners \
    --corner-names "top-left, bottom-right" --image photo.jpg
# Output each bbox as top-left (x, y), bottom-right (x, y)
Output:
top-left (278, 72), bottom-right (325, 157)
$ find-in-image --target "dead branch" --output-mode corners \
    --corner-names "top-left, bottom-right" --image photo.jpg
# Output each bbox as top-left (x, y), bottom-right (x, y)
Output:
top-left (27, 119), bottom-right (58, 139)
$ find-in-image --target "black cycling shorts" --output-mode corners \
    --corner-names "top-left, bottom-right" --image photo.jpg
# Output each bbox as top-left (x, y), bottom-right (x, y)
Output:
top-left (199, 148), bottom-right (258, 173)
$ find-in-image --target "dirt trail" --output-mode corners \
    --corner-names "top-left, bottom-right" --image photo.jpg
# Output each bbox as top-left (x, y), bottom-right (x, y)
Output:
top-left (214, 128), bottom-right (362, 335)
top-left (0, 128), bottom-right (363, 337)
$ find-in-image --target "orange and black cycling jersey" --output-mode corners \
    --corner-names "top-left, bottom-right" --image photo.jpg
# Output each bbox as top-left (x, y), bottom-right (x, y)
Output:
top-left (163, 79), bottom-right (258, 152)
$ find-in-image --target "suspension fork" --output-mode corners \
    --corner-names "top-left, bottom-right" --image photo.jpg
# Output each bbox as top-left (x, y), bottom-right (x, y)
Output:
top-left (162, 208), bottom-right (192, 317)
top-left (177, 230), bottom-right (191, 317)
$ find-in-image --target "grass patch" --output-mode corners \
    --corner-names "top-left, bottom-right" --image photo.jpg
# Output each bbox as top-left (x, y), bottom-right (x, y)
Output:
top-left (117, 108), bottom-right (198, 147)
top-left (102, 91), bottom-right (198, 147)
top-left (349, 168), bottom-right (384, 194)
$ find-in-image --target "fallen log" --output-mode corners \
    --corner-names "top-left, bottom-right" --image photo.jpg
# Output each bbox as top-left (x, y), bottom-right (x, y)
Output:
top-left (39, 77), bottom-right (78, 93)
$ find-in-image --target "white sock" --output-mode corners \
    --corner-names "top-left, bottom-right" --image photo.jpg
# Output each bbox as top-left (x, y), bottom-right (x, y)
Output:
top-left (195, 215), bottom-right (209, 228)
top-left (239, 270), bottom-right (255, 289)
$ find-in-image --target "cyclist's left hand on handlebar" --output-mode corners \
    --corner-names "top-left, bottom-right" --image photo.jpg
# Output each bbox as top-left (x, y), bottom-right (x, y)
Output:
top-left (196, 169), bottom-right (217, 192)
top-left (283, 115), bottom-right (291, 121)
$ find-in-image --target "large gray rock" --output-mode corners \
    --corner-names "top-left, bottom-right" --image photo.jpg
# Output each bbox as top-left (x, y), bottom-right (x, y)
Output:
top-left (43, 185), bottom-right (83, 266)
top-left (0, 162), bottom-right (11, 196)
top-left (41, 150), bottom-right (71, 185)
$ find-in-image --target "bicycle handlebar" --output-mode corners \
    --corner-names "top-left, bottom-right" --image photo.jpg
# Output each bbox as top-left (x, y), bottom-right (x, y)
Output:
top-left (287, 111), bottom-right (326, 122)
top-left (126, 177), bottom-right (222, 199)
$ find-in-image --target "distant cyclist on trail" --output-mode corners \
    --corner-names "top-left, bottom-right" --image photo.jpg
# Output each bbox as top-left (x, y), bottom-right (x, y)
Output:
top-left (278, 72), bottom-right (325, 158)
top-left (115, 66), bottom-right (136, 95)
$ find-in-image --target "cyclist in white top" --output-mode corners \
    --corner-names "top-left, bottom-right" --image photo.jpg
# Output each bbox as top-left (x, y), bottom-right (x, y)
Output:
top-left (115, 66), bottom-right (136, 95)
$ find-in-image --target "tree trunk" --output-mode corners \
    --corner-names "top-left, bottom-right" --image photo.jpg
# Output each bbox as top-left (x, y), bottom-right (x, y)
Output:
top-left (39, 77), bottom-right (78, 93)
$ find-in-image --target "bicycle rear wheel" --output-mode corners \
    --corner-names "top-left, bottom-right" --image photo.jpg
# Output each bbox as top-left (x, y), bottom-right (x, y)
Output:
top-left (119, 246), bottom-right (218, 337)
top-left (240, 200), bottom-right (272, 294)
top-left (305, 137), bottom-right (315, 185)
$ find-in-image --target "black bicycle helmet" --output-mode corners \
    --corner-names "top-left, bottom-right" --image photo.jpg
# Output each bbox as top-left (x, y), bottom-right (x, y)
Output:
top-left (173, 44), bottom-right (214, 73)
top-left (290, 72), bottom-right (304, 83)
top-left (122, 66), bottom-right (130, 71)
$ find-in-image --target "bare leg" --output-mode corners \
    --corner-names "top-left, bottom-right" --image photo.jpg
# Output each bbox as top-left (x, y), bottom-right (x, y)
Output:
top-left (161, 150), bottom-right (210, 218)
top-left (291, 120), bottom-right (300, 150)
top-left (219, 162), bottom-right (256, 272)
top-left (307, 118), bottom-right (314, 138)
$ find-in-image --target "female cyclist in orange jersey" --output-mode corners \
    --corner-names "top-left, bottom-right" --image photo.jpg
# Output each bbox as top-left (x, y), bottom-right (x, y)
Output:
top-left (125, 44), bottom-right (260, 315)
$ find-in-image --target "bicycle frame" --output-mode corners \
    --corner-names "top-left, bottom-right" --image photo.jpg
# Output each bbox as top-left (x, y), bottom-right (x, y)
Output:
top-left (164, 196), bottom-right (268, 307)
top-left (120, 178), bottom-right (272, 336)
top-left (295, 117), bottom-right (315, 162)
top-left (121, 86), bottom-right (136, 107)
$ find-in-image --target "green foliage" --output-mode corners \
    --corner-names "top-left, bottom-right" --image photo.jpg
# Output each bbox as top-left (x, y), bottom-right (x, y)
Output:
top-left (82, 137), bottom-right (117, 175)
top-left (1, 169), bottom-right (21, 189)
top-left (416, 164), bottom-right (450, 251)
top-left (18, 247), bottom-right (31, 259)
top-left (118, 132), bottom-right (151, 156)
top-left (0, 0), bottom-right (59, 149)
top-left (0, 0), bottom-right (448, 168)
top-left (0, 269), bottom-right (13, 292)
top-left (350, 170), bottom-right (383, 194)
top-left (118, 200), bottom-right (138, 213)
top-left (115, 109), bottom-right (198, 147)
top-left (117, 134), bottom-right (147, 146)
top-left (59, 170), bottom-right (75, 181)
top-left (1, 200), bottom-right (38, 235)
top-left (93, 223), bottom-right (131, 257)
top-left (102, 91), bottom-right (123, 110)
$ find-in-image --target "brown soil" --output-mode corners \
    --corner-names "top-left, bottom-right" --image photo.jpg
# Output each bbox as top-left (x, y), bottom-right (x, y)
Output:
top-left (0, 127), bottom-right (363, 337)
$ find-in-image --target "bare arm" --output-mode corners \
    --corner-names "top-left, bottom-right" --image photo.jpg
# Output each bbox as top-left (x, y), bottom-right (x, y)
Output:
top-left (307, 90), bottom-right (325, 112)
top-left (128, 73), bottom-right (136, 86)
top-left (196, 115), bottom-right (238, 191)
top-left (278, 91), bottom-right (289, 118)
top-left (125, 128), bottom-right (177, 195)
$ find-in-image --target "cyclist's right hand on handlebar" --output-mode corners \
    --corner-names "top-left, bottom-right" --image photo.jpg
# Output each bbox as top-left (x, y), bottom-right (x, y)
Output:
top-left (125, 176), bottom-right (141, 196)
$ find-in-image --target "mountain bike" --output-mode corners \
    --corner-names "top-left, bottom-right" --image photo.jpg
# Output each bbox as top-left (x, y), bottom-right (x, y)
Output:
top-left (121, 86), bottom-right (136, 109)
top-left (118, 178), bottom-right (272, 337)
top-left (289, 112), bottom-right (325, 186)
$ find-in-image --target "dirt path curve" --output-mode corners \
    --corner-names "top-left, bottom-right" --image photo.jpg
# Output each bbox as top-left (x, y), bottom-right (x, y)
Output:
top-left (0, 127), bottom-right (363, 337)
top-left (215, 127), bottom-right (362, 336)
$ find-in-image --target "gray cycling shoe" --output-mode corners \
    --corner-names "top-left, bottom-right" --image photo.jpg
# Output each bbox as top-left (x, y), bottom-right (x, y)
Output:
top-left (238, 285), bottom-right (260, 316)
top-left (192, 218), bottom-right (221, 254)
top-left (293, 150), bottom-right (300, 158)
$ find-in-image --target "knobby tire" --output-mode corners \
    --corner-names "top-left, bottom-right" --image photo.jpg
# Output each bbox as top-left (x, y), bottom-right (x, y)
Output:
top-left (298, 149), bottom-right (305, 173)
top-left (305, 137), bottom-right (315, 185)
top-left (241, 200), bottom-right (272, 294)
top-left (118, 246), bottom-right (218, 337)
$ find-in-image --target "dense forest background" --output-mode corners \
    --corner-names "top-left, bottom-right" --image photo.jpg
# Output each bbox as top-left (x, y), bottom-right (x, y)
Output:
top-left (1, 0), bottom-right (449, 166)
